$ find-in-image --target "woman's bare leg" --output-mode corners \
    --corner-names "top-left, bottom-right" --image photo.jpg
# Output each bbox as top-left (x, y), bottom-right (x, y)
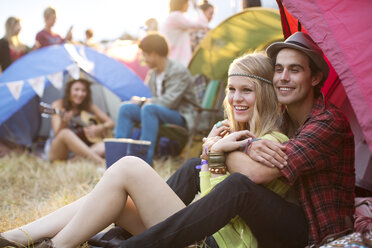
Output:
top-left (50, 129), bottom-right (104, 164)
top-left (51, 156), bottom-right (185, 248)
top-left (2, 197), bottom-right (84, 245)
top-left (90, 142), bottom-right (105, 158)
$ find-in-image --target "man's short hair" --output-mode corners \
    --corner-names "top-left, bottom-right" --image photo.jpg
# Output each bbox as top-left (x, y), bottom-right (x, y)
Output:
top-left (139, 32), bottom-right (169, 57)
top-left (44, 6), bottom-right (56, 19)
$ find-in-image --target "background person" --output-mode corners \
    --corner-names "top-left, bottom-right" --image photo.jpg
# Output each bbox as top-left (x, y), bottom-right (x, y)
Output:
top-left (190, 0), bottom-right (214, 51)
top-left (159, 0), bottom-right (209, 66)
top-left (115, 33), bottom-right (196, 165)
top-left (35, 6), bottom-right (72, 48)
top-left (44, 78), bottom-right (114, 165)
top-left (145, 18), bottom-right (158, 32)
top-left (84, 28), bottom-right (102, 51)
top-left (0, 17), bottom-right (34, 74)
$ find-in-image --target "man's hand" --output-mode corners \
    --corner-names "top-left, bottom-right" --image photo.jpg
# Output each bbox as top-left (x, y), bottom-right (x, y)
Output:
top-left (130, 96), bottom-right (147, 105)
top-left (248, 139), bottom-right (288, 168)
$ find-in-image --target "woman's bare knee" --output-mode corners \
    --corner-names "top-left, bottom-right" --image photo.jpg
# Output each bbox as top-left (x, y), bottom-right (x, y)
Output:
top-left (54, 128), bottom-right (75, 141)
top-left (104, 156), bottom-right (150, 183)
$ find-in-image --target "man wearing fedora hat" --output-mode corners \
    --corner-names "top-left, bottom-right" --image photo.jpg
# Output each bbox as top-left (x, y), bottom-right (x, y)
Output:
top-left (119, 32), bottom-right (355, 248)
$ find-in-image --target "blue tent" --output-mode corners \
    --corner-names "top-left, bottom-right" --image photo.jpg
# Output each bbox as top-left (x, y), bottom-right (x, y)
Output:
top-left (0, 44), bottom-right (151, 147)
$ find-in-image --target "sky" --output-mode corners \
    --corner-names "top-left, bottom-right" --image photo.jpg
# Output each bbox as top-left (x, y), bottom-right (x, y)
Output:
top-left (0, 0), bottom-right (277, 47)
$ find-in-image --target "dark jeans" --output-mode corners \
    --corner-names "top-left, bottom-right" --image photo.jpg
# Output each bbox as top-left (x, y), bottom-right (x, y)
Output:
top-left (166, 157), bottom-right (202, 205)
top-left (165, 158), bottom-right (219, 248)
top-left (121, 159), bottom-right (308, 248)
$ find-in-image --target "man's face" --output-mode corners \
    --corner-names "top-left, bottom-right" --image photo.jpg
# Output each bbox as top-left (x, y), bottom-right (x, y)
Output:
top-left (45, 13), bottom-right (56, 27)
top-left (141, 51), bottom-right (157, 69)
top-left (273, 48), bottom-right (320, 107)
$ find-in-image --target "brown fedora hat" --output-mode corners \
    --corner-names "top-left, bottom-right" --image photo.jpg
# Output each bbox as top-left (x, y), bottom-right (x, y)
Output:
top-left (266, 32), bottom-right (329, 81)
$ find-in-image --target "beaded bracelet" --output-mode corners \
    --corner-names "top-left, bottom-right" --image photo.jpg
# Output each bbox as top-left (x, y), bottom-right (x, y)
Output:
top-left (209, 166), bottom-right (227, 174)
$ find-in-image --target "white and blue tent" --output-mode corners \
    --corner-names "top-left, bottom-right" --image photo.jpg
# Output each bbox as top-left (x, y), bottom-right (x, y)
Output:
top-left (0, 44), bottom-right (151, 148)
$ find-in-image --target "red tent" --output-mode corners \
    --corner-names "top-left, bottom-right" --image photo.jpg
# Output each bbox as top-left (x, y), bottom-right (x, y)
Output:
top-left (276, 0), bottom-right (372, 192)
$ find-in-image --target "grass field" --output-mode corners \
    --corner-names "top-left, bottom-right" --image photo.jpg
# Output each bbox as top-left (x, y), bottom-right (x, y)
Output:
top-left (0, 152), bottom-right (182, 233)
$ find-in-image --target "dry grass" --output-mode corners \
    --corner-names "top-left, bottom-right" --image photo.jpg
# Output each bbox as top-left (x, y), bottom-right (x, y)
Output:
top-left (0, 152), bottom-right (182, 233)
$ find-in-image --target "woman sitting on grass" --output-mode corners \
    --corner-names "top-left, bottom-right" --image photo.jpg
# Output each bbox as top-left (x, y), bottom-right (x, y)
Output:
top-left (1, 53), bottom-right (288, 248)
top-left (44, 78), bottom-right (114, 165)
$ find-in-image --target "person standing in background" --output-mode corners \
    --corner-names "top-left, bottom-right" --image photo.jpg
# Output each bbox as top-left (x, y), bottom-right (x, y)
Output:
top-left (160, 0), bottom-right (208, 67)
top-left (0, 17), bottom-right (37, 74)
top-left (190, 0), bottom-right (214, 51)
top-left (84, 28), bottom-right (102, 51)
top-left (35, 6), bottom-right (72, 48)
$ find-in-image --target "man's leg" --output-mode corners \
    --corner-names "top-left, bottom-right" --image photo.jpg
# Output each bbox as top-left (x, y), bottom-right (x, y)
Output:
top-left (115, 103), bottom-right (141, 138)
top-left (166, 157), bottom-right (201, 205)
top-left (140, 104), bottom-right (185, 164)
top-left (120, 173), bottom-right (308, 248)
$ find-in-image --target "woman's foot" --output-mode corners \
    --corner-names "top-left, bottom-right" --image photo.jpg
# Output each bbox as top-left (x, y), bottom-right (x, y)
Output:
top-left (0, 233), bottom-right (20, 248)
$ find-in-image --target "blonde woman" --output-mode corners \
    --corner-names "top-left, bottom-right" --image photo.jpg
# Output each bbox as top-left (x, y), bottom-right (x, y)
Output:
top-left (193, 53), bottom-right (289, 247)
top-left (0, 17), bottom-right (30, 73)
top-left (0, 53), bottom-right (287, 248)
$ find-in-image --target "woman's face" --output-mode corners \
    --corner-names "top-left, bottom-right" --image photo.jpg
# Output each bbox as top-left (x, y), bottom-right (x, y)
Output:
top-left (182, 1), bottom-right (189, 12)
top-left (12, 21), bottom-right (21, 36)
top-left (69, 81), bottom-right (88, 106)
top-left (203, 7), bottom-right (214, 22)
top-left (227, 73), bottom-right (256, 123)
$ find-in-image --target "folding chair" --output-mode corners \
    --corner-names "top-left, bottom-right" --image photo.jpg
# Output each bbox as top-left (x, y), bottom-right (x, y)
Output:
top-left (157, 78), bottom-right (225, 161)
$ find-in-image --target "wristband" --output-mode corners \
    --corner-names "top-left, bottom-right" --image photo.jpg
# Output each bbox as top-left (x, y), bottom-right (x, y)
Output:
top-left (196, 160), bottom-right (208, 169)
top-left (244, 138), bottom-right (262, 154)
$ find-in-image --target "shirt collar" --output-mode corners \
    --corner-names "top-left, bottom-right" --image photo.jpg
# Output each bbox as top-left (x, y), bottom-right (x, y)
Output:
top-left (307, 94), bottom-right (326, 120)
top-left (282, 94), bottom-right (326, 137)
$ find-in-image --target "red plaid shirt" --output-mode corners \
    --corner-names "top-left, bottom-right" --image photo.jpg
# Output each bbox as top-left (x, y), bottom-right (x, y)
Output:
top-left (280, 96), bottom-right (355, 245)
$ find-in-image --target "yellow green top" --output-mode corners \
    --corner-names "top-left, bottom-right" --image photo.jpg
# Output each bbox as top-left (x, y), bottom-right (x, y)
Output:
top-left (199, 131), bottom-right (289, 248)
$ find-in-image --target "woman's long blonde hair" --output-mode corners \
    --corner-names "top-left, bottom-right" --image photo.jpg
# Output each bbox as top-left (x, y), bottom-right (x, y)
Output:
top-left (223, 53), bottom-right (282, 138)
top-left (4, 17), bottom-right (26, 51)
top-left (5, 17), bottom-right (20, 40)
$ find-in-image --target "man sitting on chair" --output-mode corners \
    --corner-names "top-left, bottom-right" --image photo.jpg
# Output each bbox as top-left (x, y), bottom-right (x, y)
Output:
top-left (115, 33), bottom-right (197, 165)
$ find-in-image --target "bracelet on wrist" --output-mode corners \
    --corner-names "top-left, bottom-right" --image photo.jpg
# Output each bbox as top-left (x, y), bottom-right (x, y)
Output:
top-left (196, 160), bottom-right (208, 169)
top-left (208, 152), bottom-right (225, 167)
top-left (209, 166), bottom-right (227, 174)
top-left (244, 138), bottom-right (262, 154)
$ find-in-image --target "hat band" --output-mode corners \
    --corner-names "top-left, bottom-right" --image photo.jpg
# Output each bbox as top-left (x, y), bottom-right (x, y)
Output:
top-left (228, 73), bottom-right (272, 84)
top-left (286, 40), bottom-right (310, 49)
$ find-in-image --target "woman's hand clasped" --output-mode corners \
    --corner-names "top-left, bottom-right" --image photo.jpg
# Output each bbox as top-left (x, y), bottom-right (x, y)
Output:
top-left (211, 130), bottom-right (255, 154)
